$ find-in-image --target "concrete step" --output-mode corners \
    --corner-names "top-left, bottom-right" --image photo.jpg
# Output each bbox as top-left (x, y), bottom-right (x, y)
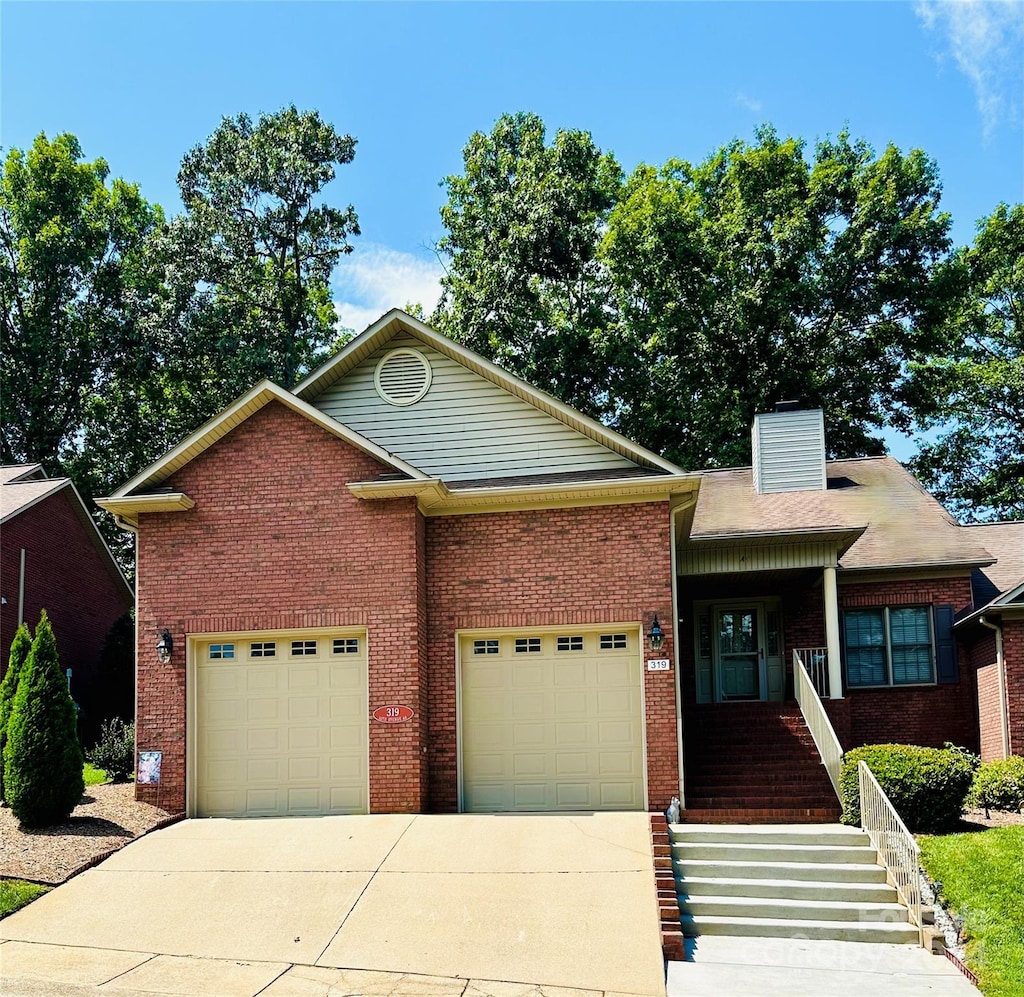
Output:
top-left (676, 859), bottom-right (888, 883)
top-left (678, 895), bottom-right (909, 923)
top-left (678, 876), bottom-right (899, 903)
top-left (675, 914), bottom-right (921, 944)
top-left (673, 841), bottom-right (877, 864)
top-left (669, 824), bottom-right (868, 846)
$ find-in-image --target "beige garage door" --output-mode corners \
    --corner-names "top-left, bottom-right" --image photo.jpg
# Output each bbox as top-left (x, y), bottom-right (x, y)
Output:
top-left (459, 628), bottom-right (645, 812)
top-left (194, 631), bottom-right (367, 817)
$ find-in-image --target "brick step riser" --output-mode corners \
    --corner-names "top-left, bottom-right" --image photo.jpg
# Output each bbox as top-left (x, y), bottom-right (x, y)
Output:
top-left (686, 773), bottom-right (835, 787)
top-left (684, 799), bottom-right (841, 811)
top-left (679, 811), bottom-right (841, 824)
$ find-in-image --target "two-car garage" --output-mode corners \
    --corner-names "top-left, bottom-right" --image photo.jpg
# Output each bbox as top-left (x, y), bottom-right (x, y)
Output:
top-left (190, 625), bottom-right (646, 818)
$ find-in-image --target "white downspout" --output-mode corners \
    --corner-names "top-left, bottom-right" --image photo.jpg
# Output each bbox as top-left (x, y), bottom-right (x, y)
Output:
top-left (17, 548), bottom-right (26, 625)
top-left (823, 565), bottom-right (843, 699)
top-left (979, 616), bottom-right (1009, 759)
top-left (670, 501), bottom-right (688, 806)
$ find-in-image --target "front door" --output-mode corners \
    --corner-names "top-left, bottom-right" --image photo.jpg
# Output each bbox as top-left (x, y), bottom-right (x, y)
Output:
top-left (716, 607), bottom-right (761, 700)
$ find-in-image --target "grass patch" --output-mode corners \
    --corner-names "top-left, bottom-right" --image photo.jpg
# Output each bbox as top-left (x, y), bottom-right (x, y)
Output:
top-left (920, 825), bottom-right (1024, 997)
top-left (0, 879), bottom-right (49, 918)
top-left (83, 763), bottom-right (108, 786)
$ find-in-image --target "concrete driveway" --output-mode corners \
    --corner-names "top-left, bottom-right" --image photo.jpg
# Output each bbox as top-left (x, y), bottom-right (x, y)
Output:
top-left (0, 813), bottom-right (665, 997)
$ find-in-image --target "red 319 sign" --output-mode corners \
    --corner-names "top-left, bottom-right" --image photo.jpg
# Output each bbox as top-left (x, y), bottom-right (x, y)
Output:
top-left (372, 705), bottom-right (415, 724)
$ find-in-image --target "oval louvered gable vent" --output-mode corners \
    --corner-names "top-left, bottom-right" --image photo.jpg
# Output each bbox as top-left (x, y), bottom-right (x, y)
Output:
top-left (373, 348), bottom-right (432, 406)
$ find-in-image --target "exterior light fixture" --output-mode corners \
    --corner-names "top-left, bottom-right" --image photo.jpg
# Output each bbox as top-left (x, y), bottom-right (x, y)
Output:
top-left (648, 615), bottom-right (664, 651)
top-left (156, 629), bottom-right (173, 663)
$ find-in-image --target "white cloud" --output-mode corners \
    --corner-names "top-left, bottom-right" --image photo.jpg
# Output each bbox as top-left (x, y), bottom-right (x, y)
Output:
top-left (735, 92), bottom-right (763, 114)
top-left (332, 243), bottom-right (444, 333)
top-left (915, 0), bottom-right (1024, 136)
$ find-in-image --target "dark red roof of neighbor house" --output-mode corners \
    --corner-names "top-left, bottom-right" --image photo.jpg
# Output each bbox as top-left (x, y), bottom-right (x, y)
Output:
top-left (690, 456), bottom-right (996, 572)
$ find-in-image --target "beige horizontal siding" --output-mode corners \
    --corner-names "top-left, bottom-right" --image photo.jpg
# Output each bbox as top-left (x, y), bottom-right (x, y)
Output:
top-left (679, 542), bottom-right (838, 574)
top-left (312, 335), bottom-right (637, 479)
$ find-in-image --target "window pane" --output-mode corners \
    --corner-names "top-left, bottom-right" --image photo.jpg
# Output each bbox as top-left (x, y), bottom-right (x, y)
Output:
top-left (845, 610), bottom-right (885, 686)
top-left (847, 647), bottom-right (886, 686)
top-left (890, 608), bottom-right (932, 684)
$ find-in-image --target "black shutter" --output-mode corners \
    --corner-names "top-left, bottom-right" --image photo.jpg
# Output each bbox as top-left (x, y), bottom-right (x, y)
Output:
top-left (933, 605), bottom-right (958, 684)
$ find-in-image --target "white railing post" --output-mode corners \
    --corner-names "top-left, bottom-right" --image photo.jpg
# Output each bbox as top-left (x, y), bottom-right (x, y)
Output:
top-left (793, 651), bottom-right (843, 800)
top-left (858, 760), bottom-right (923, 946)
top-left (823, 566), bottom-right (843, 700)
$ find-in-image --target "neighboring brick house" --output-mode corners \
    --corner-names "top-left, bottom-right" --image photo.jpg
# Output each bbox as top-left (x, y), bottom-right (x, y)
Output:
top-left (97, 311), bottom-right (1023, 821)
top-left (1, 464), bottom-right (134, 730)
top-left (954, 522), bottom-right (1024, 761)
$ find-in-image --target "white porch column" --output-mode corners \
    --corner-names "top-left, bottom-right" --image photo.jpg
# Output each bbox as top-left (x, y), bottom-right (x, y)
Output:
top-left (823, 565), bottom-right (843, 699)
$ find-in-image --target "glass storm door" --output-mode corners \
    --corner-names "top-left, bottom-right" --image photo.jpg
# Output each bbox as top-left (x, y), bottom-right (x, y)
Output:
top-left (717, 608), bottom-right (760, 700)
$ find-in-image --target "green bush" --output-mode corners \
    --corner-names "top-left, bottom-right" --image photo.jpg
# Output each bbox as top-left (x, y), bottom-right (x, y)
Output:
top-left (840, 743), bottom-right (976, 833)
top-left (3, 612), bottom-right (85, 828)
top-left (0, 622), bottom-right (32, 803)
top-left (968, 756), bottom-right (1024, 814)
top-left (89, 718), bottom-right (135, 783)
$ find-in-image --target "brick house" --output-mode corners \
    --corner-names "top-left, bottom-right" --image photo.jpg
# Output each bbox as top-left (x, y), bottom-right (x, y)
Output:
top-left (97, 311), bottom-right (1023, 820)
top-left (1, 464), bottom-right (134, 730)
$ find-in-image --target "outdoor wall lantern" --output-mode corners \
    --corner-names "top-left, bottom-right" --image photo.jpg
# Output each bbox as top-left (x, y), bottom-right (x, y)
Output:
top-left (156, 629), bottom-right (173, 664)
top-left (648, 615), bottom-right (664, 651)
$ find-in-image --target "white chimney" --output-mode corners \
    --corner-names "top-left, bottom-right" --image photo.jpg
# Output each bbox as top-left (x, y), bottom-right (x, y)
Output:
top-left (752, 407), bottom-right (827, 494)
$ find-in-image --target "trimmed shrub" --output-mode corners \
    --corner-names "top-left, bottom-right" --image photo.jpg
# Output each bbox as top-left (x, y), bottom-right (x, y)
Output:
top-left (0, 622), bottom-right (32, 803)
top-left (89, 718), bottom-right (135, 783)
top-left (968, 756), bottom-right (1024, 814)
top-left (3, 612), bottom-right (85, 828)
top-left (839, 743), bottom-right (976, 833)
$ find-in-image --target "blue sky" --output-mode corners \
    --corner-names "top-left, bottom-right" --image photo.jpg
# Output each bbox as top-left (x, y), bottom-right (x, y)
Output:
top-left (3, 1), bottom-right (1023, 340)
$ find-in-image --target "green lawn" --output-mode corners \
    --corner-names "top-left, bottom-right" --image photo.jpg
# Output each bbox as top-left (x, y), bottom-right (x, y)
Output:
top-left (83, 763), bottom-right (108, 786)
top-left (0, 879), bottom-right (49, 919)
top-left (920, 826), bottom-right (1024, 997)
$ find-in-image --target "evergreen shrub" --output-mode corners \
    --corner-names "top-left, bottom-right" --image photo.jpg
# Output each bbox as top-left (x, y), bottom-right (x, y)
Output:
top-left (90, 718), bottom-right (135, 783)
top-left (839, 743), bottom-right (976, 833)
top-left (0, 623), bottom-right (32, 803)
top-left (968, 755), bottom-right (1024, 814)
top-left (3, 612), bottom-right (85, 827)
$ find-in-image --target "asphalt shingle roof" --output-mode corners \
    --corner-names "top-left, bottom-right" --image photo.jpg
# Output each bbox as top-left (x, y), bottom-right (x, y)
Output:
top-left (691, 456), bottom-right (996, 572)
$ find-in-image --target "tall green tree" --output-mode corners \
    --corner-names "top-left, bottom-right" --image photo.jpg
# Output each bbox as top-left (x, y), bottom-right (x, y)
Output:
top-left (601, 127), bottom-right (954, 469)
top-left (172, 104), bottom-right (360, 390)
top-left (0, 622), bottom-right (32, 803)
top-left (0, 133), bottom-right (162, 470)
top-left (906, 204), bottom-right (1024, 521)
top-left (434, 112), bottom-right (622, 415)
top-left (3, 612), bottom-right (85, 828)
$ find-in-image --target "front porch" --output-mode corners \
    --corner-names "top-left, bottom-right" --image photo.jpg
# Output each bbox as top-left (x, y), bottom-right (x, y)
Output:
top-left (674, 564), bottom-right (847, 822)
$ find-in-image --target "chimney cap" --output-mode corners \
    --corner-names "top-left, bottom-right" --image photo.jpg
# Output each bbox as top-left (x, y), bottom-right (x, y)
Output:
top-left (774, 400), bottom-right (802, 413)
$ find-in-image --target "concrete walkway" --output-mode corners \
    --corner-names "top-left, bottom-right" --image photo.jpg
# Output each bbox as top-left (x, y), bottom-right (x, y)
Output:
top-left (0, 813), bottom-right (664, 997)
top-left (667, 935), bottom-right (981, 996)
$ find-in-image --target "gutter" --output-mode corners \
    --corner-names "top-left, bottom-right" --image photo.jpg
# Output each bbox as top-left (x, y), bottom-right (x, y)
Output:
top-left (978, 616), bottom-right (1010, 759)
top-left (670, 500), bottom-right (689, 808)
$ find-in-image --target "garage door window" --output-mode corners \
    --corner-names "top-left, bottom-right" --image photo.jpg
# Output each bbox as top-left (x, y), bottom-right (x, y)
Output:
top-left (209, 643), bottom-right (235, 659)
top-left (333, 638), bottom-right (359, 654)
top-left (556, 635), bottom-right (584, 652)
top-left (600, 634), bottom-right (628, 650)
top-left (250, 641), bottom-right (276, 657)
top-left (473, 639), bottom-right (500, 654)
top-left (515, 637), bottom-right (542, 653)
top-left (291, 640), bottom-right (318, 655)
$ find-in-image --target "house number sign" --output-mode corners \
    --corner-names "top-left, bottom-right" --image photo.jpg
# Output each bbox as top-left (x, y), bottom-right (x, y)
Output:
top-left (646, 659), bottom-right (671, 671)
top-left (372, 705), bottom-right (415, 723)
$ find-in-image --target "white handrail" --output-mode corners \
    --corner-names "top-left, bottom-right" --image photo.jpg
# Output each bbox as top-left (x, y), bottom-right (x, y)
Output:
top-left (793, 651), bottom-right (843, 799)
top-left (793, 646), bottom-right (829, 698)
top-left (858, 760), bottom-right (923, 944)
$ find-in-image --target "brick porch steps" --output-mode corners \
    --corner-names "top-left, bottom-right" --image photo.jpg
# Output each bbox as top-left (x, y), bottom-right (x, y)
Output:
top-left (668, 824), bottom-right (920, 944)
top-left (682, 700), bottom-right (841, 823)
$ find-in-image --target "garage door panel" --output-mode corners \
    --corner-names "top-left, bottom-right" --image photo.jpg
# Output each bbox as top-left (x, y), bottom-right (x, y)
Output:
top-left (195, 632), bottom-right (367, 818)
top-left (460, 629), bottom-right (644, 813)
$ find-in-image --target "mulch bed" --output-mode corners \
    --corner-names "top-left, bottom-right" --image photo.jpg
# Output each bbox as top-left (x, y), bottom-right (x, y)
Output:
top-left (0, 782), bottom-right (179, 886)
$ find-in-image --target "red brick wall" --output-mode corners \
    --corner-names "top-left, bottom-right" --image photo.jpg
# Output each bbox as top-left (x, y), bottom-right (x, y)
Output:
top-left (1004, 619), bottom-right (1024, 757)
top-left (834, 576), bottom-right (977, 752)
top-left (976, 663), bottom-right (1005, 761)
top-left (0, 488), bottom-right (132, 727)
top-left (134, 401), bottom-right (428, 814)
top-left (426, 502), bottom-right (677, 812)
